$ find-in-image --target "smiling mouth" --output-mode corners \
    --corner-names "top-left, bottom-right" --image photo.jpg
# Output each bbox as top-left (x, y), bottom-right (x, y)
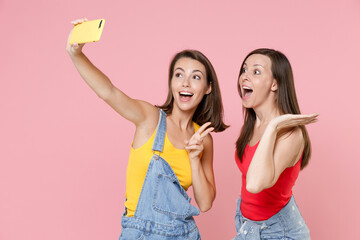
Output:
top-left (243, 86), bottom-right (253, 99)
top-left (179, 91), bottom-right (194, 101)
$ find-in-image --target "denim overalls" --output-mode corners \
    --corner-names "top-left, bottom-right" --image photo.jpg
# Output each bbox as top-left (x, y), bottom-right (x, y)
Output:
top-left (119, 109), bottom-right (201, 240)
top-left (233, 196), bottom-right (310, 240)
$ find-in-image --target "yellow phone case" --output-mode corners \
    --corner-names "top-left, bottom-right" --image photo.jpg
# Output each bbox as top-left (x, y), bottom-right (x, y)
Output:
top-left (69, 19), bottom-right (105, 44)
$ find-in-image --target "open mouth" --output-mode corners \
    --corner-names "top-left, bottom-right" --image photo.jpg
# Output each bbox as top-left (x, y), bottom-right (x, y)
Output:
top-left (179, 91), bottom-right (194, 102)
top-left (242, 86), bottom-right (253, 99)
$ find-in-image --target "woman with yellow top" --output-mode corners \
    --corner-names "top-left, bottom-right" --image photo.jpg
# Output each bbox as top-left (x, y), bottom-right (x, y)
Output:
top-left (66, 19), bottom-right (228, 239)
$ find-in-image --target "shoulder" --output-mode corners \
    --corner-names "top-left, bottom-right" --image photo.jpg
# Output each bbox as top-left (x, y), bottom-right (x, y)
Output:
top-left (138, 101), bottom-right (159, 119)
top-left (134, 104), bottom-right (159, 136)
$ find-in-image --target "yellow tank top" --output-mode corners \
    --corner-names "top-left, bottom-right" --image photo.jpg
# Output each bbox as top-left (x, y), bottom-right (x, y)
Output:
top-left (124, 122), bottom-right (200, 217)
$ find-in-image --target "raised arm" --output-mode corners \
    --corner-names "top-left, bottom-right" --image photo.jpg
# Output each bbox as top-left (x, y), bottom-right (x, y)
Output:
top-left (66, 19), bottom-right (157, 126)
top-left (246, 113), bottom-right (318, 194)
top-left (185, 123), bottom-right (216, 212)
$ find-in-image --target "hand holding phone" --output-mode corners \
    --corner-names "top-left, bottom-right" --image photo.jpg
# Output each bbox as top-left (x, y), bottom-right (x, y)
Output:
top-left (69, 19), bottom-right (105, 45)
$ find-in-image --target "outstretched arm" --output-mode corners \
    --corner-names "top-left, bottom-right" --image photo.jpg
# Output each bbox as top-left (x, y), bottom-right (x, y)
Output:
top-left (185, 122), bottom-right (216, 212)
top-left (246, 113), bottom-right (318, 194)
top-left (66, 19), bottom-right (157, 126)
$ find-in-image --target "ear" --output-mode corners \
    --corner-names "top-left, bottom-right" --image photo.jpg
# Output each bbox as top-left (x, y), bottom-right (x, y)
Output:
top-left (271, 79), bottom-right (278, 92)
top-left (205, 83), bottom-right (212, 95)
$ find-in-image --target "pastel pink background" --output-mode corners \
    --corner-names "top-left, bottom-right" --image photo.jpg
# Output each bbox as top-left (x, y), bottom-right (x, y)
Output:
top-left (1, 0), bottom-right (359, 239)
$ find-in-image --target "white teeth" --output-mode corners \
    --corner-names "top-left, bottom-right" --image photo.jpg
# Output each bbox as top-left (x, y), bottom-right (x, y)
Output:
top-left (243, 86), bottom-right (252, 90)
top-left (180, 92), bottom-right (193, 96)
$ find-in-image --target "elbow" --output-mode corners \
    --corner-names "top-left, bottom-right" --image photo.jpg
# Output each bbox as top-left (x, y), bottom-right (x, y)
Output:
top-left (246, 183), bottom-right (263, 194)
top-left (197, 186), bottom-right (216, 212)
top-left (246, 176), bottom-right (263, 193)
top-left (199, 202), bottom-right (213, 213)
top-left (97, 86), bottom-right (114, 101)
top-left (246, 179), bottom-right (274, 194)
top-left (97, 91), bottom-right (106, 100)
top-left (198, 195), bottom-right (215, 213)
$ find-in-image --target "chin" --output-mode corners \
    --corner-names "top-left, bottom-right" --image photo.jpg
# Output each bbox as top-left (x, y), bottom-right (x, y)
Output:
top-left (241, 101), bottom-right (251, 109)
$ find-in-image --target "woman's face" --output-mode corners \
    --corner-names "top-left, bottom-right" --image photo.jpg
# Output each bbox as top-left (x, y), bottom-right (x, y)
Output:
top-left (171, 57), bottom-right (211, 113)
top-left (238, 54), bottom-right (277, 109)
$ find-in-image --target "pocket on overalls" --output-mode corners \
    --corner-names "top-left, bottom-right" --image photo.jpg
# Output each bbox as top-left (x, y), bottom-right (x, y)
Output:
top-left (152, 173), bottom-right (197, 218)
top-left (187, 227), bottom-right (201, 240)
top-left (119, 228), bottom-right (145, 240)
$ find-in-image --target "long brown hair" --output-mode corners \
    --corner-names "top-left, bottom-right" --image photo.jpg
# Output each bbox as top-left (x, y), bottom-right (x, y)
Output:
top-left (157, 49), bottom-right (228, 132)
top-left (236, 48), bottom-right (311, 169)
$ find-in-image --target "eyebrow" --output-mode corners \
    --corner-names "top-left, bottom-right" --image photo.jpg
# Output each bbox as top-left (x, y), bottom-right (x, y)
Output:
top-left (253, 64), bottom-right (264, 69)
top-left (175, 67), bottom-right (185, 72)
top-left (175, 68), bottom-right (204, 75)
top-left (243, 63), bottom-right (264, 69)
top-left (192, 70), bottom-right (204, 75)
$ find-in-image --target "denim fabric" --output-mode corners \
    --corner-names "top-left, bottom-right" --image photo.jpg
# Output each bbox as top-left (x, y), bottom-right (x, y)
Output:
top-left (233, 196), bottom-right (310, 240)
top-left (120, 109), bottom-right (201, 240)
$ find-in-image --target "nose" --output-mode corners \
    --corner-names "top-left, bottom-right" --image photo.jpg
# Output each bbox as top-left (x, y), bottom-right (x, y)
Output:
top-left (182, 76), bottom-right (190, 87)
top-left (239, 71), bottom-right (249, 85)
top-left (240, 71), bottom-right (249, 80)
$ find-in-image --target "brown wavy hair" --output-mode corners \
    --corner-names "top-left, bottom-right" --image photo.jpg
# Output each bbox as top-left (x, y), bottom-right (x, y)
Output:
top-left (157, 49), bottom-right (228, 132)
top-left (235, 48), bottom-right (311, 169)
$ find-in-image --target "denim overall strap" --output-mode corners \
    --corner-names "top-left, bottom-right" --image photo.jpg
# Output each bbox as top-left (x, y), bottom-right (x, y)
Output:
top-left (120, 108), bottom-right (201, 239)
top-left (152, 109), bottom-right (167, 153)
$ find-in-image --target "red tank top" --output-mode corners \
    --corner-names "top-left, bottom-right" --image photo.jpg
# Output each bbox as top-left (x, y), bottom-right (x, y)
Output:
top-left (235, 141), bottom-right (301, 221)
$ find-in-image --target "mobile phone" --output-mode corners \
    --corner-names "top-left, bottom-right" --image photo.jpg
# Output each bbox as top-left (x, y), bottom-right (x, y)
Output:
top-left (69, 19), bottom-right (105, 44)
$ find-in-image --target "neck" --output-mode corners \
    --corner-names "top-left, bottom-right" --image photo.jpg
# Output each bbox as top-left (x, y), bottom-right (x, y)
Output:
top-left (168, 107), bottom-right (195, 130)
top-left (253, 101), bottom-right (280, 127)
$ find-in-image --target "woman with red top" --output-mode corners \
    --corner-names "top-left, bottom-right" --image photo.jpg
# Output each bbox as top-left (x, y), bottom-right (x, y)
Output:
top-left (233, 48), bottom-right (318, 240)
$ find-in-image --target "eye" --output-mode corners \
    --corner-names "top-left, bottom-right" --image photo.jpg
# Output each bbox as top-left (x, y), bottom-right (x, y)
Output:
top-left (175, 73), bottom-right (183, 78)
top-left (193, 75), bottom-right (201, 80)
top-left (241, 68), bottom-right (247, 74)
top-left (254, 69), bottom-right (260, 75)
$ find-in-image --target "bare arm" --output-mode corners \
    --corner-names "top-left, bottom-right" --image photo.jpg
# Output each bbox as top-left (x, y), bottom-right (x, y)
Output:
top-left (185, 123), bottom-right (216, 212)
top-left (246, 113), bottom-right (318, 193)
top-left (66, 19), bottom-right (157, 126)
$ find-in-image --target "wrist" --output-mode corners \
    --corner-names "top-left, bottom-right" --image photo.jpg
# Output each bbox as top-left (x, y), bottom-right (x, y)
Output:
top-left (189, 157), bottom-right (201, 168)
top-left (266, 121), bottom-right (278, 133)
top-left (68, 51), bottom-right (86, 62)
top-left (69, 50), bottom-right (83, 57)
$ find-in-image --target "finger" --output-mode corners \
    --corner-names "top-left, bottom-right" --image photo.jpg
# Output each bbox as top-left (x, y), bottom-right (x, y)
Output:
top-left (186, 138), bottom-right (202, 146)
top-left (288, 114), bottom-right (318, 124)
top-left (196, 122), bottom-right (212, 135)
top-left (306, 117), bottom-right (319, 124)
top-left (185, 145), bottom-right (202, 151)
top-left (188, 122), bottom-right (212, 143)
top-left (200, 127), bottom-right (214, 140)
top-left (301, 113), bottom-right (319, 120)
top-left (67, 30), bottom-right (73, 44)
top-left (71, 19), bottom-right (81, 25)
top-left (301, 115), bottom-right (319, 123)
top-left (294, 116), bottom-right (319, 126)
top-left (72, 18), bottom-right (88, 25)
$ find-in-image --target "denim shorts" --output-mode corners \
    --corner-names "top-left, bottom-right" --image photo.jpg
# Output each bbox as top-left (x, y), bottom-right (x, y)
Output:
top-left (233, 195), bottom-right (310, 240)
